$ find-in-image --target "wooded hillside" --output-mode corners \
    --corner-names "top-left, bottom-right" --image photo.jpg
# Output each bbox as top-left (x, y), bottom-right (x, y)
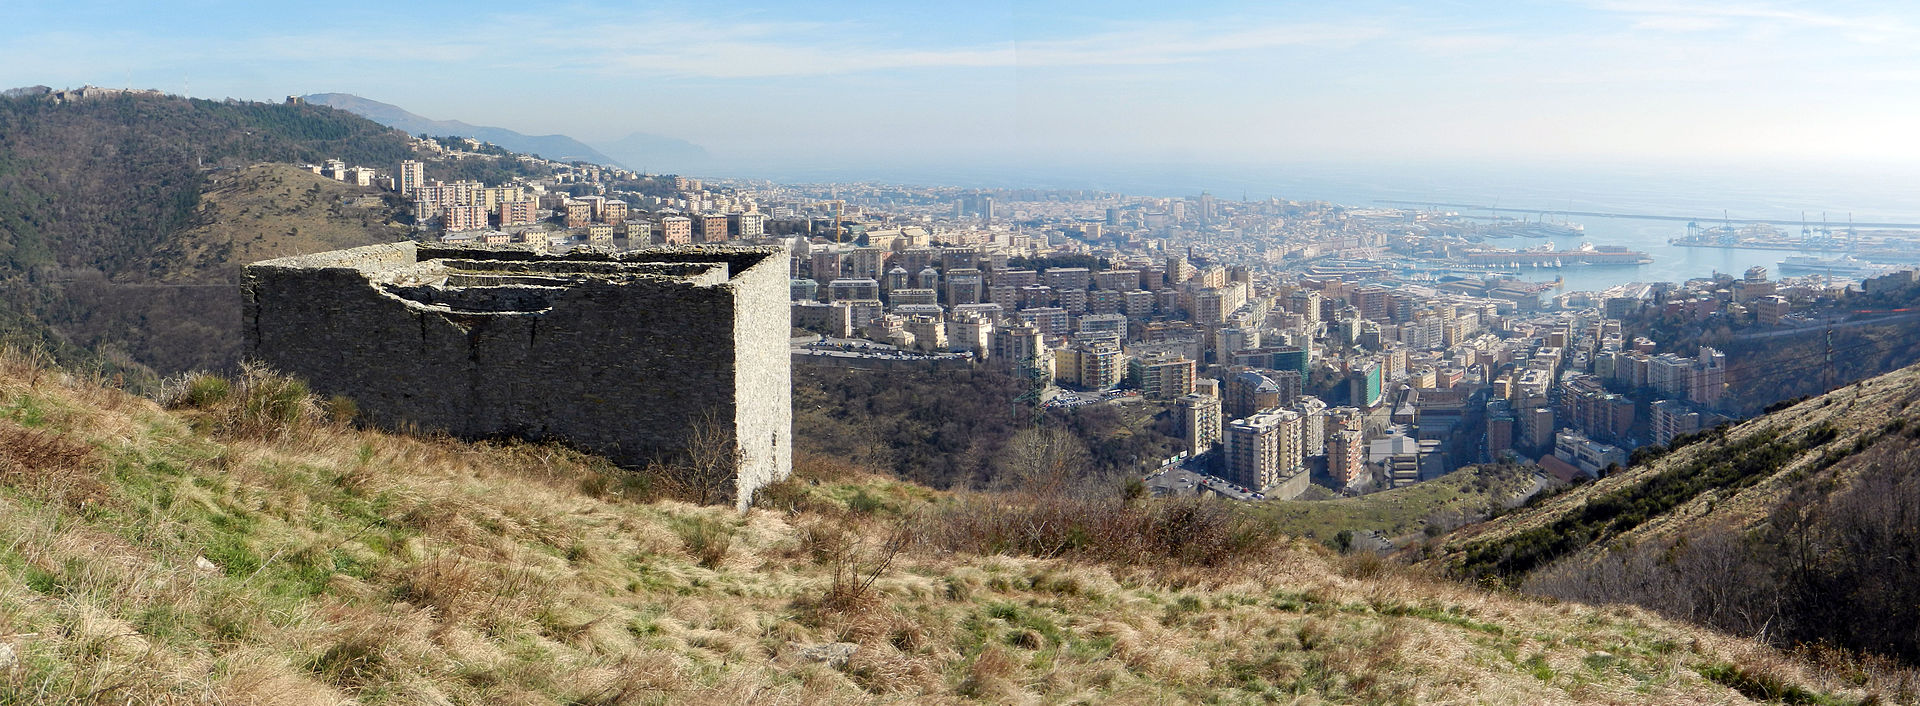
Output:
top-left (0, 92), bottom-right (551, 377)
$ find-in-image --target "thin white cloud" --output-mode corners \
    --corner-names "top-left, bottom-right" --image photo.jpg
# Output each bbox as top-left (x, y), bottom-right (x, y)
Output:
top-left (1010, 21), bottom-right (1390, 67)
top-left (409, 13), bottom-right (1392, 79)
top-left (11, 2), bottom-right (1920, 166)
top-left (1589, 0), bottom-right (1917, 41)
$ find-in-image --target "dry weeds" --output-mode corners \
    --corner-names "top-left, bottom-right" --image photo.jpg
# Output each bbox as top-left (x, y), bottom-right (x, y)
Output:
top-left (0, 351), bottom-right (1907, 704)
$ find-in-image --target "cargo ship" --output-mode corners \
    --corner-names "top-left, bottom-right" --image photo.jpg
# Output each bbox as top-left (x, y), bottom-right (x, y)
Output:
top-left (1459, 243), bottom-right (1651, 267)
top-left (1778, 255), bottom-right (1896, 277)
top-left (1485, 219), bottom-right (1584, 239)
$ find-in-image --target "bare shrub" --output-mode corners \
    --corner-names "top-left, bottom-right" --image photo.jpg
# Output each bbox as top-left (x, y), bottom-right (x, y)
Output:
top-left (997, 426), bottom-right (1092, 495)
top-left (793, 448), bottom-right (864, 483)
top-left (818, 516), bottom-right (915, 614)
top-left (1424, 506), bottom-right (1485, 537)
top-left (1524, 440), bottom-right (1920, 665)
top-left (637, 413), bottom-right (739, 506)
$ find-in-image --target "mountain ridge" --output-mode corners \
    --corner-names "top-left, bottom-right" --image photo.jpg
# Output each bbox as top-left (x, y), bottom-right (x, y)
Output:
top-left (301, 93), bottom-right (711, 173)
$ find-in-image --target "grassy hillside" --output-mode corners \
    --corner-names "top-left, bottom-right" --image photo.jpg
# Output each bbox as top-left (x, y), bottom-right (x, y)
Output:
top-left (1254, 464), bottom-right (1545, 549)
top-left (152, 163), bottom-right (411, 281)
top-left (1429, 361), bottom-right (1920, 662)
top-left (1433, 363), bottom-right (1920, 575)
top-left (0, 350), bottom-right (1906, 704)
top-left (0, 92), bottom-right (551, 377)
top-left (47, 163), bottom-right (412, 375)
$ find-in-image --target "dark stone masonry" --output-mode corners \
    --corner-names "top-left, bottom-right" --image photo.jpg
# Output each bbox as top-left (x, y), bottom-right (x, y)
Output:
top-left (243, 242), bottom-right (792, 509)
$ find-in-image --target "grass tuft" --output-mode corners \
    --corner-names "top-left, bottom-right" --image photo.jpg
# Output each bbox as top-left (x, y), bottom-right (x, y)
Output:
top-left (673, 516), bottom-right (734, 569)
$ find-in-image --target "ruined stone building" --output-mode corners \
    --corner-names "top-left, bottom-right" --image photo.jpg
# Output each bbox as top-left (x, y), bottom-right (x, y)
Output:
top-left (243, 242), bottom-right (791, 509)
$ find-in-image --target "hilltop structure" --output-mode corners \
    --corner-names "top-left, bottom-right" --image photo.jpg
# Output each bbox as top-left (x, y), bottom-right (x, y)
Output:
top-left (243, 242), bottom-right (791, 509)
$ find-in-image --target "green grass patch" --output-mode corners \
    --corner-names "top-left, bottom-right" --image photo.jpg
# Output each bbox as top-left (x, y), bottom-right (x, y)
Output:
top-left (135, 603), bottom-right (199, 645)
top-left (2, 393), bottom-right (52, 427)
top-left (1698, 663), bottom-right (1854, 705)
top-left (1371, 601), bottom-right (1505, 636)
top-left (202, 533), bottom-right (262, 577)
top-left (1253, 464), bottom-right (1536, 542)
top-left (1523, 653), bottom-right (1555, 682)
top-left (23, 564), bottom-right (61, 595)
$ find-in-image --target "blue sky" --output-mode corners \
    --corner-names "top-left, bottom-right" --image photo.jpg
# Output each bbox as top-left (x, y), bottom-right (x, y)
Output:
top-left (7, 1), bottom-right (1920, 173)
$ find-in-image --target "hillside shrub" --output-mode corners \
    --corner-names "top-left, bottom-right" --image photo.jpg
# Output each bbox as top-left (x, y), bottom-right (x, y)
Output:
top-left (673, 517), bottom-right (733, 569)
top-left (1525, 433), bottom-right (1920, 667)
top-left (1455, 429), bottom-right (1800, 582)
top-left (236, 368), bottom-right (310, 430)
top-left (1698, 663), bottom-right (1846, 706)
top-left (178, 373), bottom-right (231, 408)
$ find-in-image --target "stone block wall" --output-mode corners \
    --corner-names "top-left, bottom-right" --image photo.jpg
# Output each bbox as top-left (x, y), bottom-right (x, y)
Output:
top-left (243, 242), bottom-right (792, 509)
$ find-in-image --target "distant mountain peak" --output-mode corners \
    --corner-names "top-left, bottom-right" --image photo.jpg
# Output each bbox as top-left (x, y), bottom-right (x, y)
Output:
top-left (594, 131), bottom-right (712, 175)
top-left (302, 93), bottom-right (676, 170)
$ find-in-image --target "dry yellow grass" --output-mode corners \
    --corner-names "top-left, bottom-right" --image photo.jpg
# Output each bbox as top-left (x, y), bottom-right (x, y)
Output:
top-left (0, 349), bottom-right (1900, 704)
top-left (1433, 363), bottom-right (1920, 568)
top-left (157, 162), bottom-right (410, 283)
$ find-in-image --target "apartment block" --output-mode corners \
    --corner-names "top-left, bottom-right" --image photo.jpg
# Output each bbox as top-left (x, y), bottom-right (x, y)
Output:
top-left (660, 216), bottom-right (693, 245)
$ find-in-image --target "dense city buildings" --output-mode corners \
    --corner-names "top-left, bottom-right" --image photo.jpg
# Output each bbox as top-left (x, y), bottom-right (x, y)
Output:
top-left (364, 135), bottom-right (1912, 502)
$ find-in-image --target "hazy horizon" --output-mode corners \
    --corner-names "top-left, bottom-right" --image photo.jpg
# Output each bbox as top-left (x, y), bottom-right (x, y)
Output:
top-left (9, 1), bottom-right (1920, 174)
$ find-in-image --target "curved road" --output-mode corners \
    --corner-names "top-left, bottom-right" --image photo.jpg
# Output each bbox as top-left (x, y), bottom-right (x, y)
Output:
top-left (1732, 311), bottom-right (1920, 342)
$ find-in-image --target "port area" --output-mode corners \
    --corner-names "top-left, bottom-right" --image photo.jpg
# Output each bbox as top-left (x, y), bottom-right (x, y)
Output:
top-left (1670, 223), bottom-right (1920, 263)
top-left (1352, 210), bottom-right (1651, 269)
top-left (1453, 243), bottom-right (1652, 267)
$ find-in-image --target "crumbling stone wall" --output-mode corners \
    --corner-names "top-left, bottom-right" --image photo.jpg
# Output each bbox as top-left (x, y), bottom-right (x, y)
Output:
top-left (243, 242), bottom-right (792, 509)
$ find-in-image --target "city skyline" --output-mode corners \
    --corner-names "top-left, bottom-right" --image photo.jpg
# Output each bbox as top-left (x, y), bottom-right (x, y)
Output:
top-left (8, 1), bottom-right (1920, 174)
